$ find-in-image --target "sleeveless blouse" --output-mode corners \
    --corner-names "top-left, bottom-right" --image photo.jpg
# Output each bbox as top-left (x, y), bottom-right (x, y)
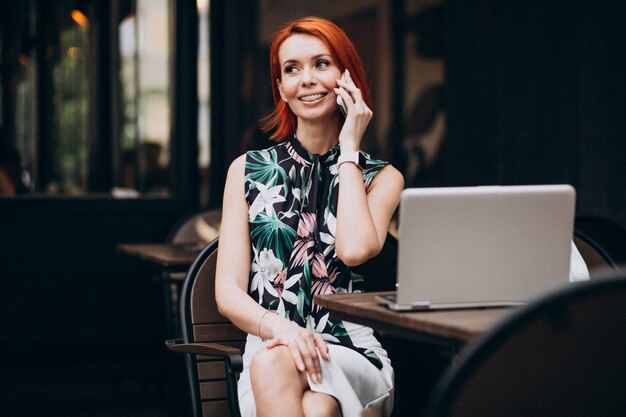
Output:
top-left (244, 136), bottom-right (388, 368)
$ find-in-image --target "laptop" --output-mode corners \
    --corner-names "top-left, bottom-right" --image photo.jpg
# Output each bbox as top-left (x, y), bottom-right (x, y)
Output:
top-left (378, 185), bottom-right (576, 311)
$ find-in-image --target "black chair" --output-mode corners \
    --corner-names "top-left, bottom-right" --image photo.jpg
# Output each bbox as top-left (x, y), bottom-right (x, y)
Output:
top-left (424, 273), bottom-right (626, 417)
top-left (163, 208), bottom-right (222, 337)
top-left (355, 232), bottom-right (398, 292)
top-left (574, 215), bottom-right (626, 276)
top-left (166, 208), bottom-right (222, 245)
top-left (166, 239), bottom-right (246, 417)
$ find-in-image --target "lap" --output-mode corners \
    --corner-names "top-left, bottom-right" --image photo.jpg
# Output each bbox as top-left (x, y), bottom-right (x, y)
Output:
top-left (238, 335), bottom-right (394, 417)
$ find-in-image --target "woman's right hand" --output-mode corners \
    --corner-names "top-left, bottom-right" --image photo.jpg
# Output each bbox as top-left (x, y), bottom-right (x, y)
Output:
top-left (335, 69), bottom-right (372, 153)
top-left (265, 320), bottom-right (330, 384)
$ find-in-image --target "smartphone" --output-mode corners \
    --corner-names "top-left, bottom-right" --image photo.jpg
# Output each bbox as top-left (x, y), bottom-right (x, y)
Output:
top-left (337, 95), bottom-right (347, 117)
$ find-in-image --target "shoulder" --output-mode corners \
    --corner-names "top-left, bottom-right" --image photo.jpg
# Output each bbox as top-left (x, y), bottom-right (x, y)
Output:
top-left (245, 142), bottom-right (287, 162)
top-left (228, 154), bottom-right (246, 179)
top-left (369, 163), bottom-right (404, 193)
top-left (224, 155), bottom-right (247, 197)
top-left (359, 152), bottom-right (403, 191)
top-left (360, 152), bottom-right (387, 171)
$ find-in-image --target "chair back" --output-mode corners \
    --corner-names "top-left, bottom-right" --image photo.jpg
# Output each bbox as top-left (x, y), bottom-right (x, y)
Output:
top-left (354, 233), bottom-right (398, 292)
top-left (574, 215), bottom-right (626, 276)
top-left (166, 208), bottom-right (222, 287)
top-left (179, 239), bottom-right (247, 417)
top-left (424, 273), bottom-right (626, 417)
top-left (168, 209), bottom-right (222, 244)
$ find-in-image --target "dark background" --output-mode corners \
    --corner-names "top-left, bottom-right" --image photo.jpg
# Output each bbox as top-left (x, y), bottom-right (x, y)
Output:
top-left (1, 0), bottom-right (625, 416)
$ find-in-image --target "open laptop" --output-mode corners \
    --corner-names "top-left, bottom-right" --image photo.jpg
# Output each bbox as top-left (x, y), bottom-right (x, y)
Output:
top-left (378, 185), bottom-right (576, 311)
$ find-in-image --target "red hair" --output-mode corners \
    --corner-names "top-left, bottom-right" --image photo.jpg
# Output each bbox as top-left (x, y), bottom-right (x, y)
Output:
top-left (261, 16), bottom-right (372, 142)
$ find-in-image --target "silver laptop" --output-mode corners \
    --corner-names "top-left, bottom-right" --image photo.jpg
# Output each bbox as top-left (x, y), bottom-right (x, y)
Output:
top-left (378, 185), bottom-right (576, 311)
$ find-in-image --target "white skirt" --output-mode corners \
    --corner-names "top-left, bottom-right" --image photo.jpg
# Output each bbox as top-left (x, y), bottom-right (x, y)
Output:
top-left (237, 321), bottom-right (394, 417)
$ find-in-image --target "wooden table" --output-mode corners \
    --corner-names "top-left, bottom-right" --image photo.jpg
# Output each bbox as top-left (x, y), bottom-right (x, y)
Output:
top-left (118, 242), bottom-right (207, 337)
top-left (315, 291), bottom-right (516, 415)
top-left (117, 242), bottom-right (205, 273)
top-left (315, 291), bottom-right (513, 349)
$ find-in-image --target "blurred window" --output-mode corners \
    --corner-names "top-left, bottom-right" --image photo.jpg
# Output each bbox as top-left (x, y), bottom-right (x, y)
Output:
top-left (9, 0), bottom-right (173, 197)
top-left (197, 0), bottom-right (210, 206)
top-left (117, 0), bottom-right (171, 196)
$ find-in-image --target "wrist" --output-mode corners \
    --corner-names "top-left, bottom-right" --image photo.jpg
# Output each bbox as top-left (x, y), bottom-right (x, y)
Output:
top-left (339, 143), bottom-right (359, 154)
top-left (257, 310), bottom-right (277, 341)
top-left (261, 312), bottom-right (291, 340)
top-left (337, 150), bottom-right (365, 171)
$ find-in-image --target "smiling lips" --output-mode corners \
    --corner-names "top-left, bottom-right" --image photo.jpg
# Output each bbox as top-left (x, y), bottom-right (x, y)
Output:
top-left (299, 93), bottom-right (327, 103)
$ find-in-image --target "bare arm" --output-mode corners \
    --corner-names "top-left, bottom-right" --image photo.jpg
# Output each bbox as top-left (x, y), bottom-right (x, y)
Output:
top-left (335, 164), bottom-right (404, 266)
top-left (334, 70), bottom-right (405, 266)
top-left (215, 155), bottom-right (262, 333)
top-left (215, 155), bottom-right (329, 383)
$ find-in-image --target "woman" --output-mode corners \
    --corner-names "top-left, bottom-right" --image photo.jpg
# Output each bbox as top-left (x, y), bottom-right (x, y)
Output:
top-left (215, 16), bottom-right (404, 417)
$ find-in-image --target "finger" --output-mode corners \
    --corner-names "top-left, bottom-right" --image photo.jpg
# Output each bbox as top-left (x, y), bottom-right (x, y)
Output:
top-left (265, 337), bottom-right (293, 349)
top-left (334, 87), bottom-right (354, 111)
top-left (295, 336), bottom-right (320, 383)
top-left (265, 339), bottom-right (280, 349)
top-left (337, 73), bottom-right (363, 102)
top-left (286, 340), bottom-right (306, 373)
top-left (314, 333), bottom-right (331, 361)
top-left (303, 334), bottom-right (322, 381)
top-left (335, 87), bottom-right (368, 120)
top-left (344, 69), bottom-right (359, 96)
top-left (335, 79), bottom-right (356, 100)
top-left (336, 84), bottom-right (364, 114)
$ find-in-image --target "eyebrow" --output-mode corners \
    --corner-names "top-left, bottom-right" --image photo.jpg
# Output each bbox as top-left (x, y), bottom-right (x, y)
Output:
top-left (281, 53), bottom-right (332, 67)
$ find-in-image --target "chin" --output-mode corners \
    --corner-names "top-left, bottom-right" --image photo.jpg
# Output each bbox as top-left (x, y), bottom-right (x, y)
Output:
top-left (295, 107), bottom-right (336, 121)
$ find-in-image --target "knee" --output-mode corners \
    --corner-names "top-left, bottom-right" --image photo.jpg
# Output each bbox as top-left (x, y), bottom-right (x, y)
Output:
top-left (250, 346), bottom-right (297, 387)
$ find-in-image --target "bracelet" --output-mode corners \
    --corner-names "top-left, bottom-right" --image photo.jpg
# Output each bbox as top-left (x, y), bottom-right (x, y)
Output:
top-left (257, 310), bottom-right (274, 341)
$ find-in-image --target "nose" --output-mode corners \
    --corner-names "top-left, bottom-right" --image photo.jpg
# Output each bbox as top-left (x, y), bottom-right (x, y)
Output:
top-left (300, 67), bottom-right (316, 86)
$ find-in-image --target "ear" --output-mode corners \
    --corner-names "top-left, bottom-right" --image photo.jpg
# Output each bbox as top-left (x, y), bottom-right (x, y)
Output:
top-left (276, 79), bottom-right (288, 102)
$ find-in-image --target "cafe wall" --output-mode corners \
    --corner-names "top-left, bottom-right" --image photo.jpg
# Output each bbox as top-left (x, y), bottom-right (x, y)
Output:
top-left (444, 0), bottom-right (626, 227)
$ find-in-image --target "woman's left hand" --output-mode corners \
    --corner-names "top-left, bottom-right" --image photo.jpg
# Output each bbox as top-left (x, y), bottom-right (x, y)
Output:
top-left (265, 323), bottom-right (330, 384)
top-left (335, 69), bottom-right (373, 152)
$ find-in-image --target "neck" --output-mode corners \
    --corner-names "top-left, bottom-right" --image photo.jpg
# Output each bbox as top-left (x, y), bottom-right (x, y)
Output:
top-left (295, 116), bottom-right (341, 155)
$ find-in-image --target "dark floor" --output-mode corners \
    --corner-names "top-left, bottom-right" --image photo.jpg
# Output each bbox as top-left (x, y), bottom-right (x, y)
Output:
top-left (0, 346), bottom-right (191, 417)
top-left (1, 339), bottom-right (451, 417)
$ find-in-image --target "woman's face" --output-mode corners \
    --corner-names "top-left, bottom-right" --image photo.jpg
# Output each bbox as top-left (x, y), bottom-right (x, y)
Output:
top-left (276, 34), bottom-right (343, 122)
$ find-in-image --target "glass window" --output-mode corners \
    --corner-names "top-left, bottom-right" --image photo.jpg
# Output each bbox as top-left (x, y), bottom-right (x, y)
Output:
top-left (14, 51), bottom-right (34, 194)
top-left (117, 0), bottom-right (171, 196)
top-left (50, 11), bottom-right (89, 194)
top-left (6, 0), bottom-right (174, 197)
top-left (197, 0), bottom-right (210, 206)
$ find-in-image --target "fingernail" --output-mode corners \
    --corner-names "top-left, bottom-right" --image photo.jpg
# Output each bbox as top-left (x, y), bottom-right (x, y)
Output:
top-left (317, 373), bottom-right (322, 382)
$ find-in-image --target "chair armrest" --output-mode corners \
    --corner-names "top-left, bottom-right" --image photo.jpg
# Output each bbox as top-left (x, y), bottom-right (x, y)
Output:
top-left (165, 338), bottom-right (240, 356)
top-left (165, 337), bottom-right (243, 417)
top-left (165, 338), bottom-right (243, 373)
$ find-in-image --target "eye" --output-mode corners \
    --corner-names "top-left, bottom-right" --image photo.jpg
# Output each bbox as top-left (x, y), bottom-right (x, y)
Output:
top-left (316, 60), bottom-right (330, 69)
top-left (283, 65), bottom-right (298, 75)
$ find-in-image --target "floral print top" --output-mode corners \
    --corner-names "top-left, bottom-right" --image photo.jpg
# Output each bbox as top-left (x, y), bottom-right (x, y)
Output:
top-left (244, 136), bottom-right (388, 369)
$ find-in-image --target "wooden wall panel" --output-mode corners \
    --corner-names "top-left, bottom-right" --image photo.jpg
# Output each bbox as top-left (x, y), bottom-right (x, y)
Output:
top-left (445, 0), bottom-right (626, 228)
